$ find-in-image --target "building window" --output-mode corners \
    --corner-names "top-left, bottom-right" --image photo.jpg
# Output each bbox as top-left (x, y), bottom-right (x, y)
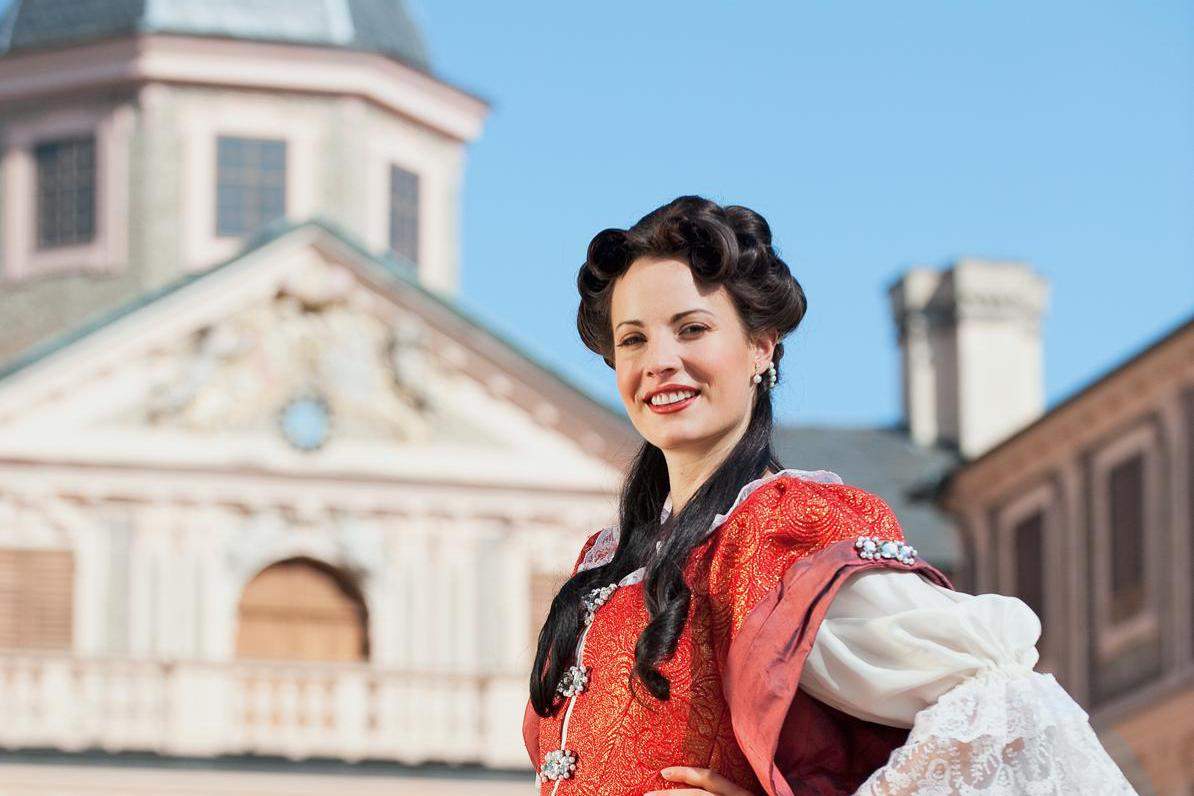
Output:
top-left (216, 136), bottom-right (287, 237)
top-left (1108, 454), bottom-right (1146, 624)
top-left (389, 164), bottom-right (419, 266)
top-left (0, 548), bottom-right (73, 649)
top-left (35, 135), bottom-right (96, 249)
top-left (1012, 511), bottom-right (1046, 648)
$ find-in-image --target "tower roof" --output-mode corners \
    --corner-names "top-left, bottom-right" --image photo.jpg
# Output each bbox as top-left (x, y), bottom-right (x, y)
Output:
top-left (0, 0), bottom-right (430, 71)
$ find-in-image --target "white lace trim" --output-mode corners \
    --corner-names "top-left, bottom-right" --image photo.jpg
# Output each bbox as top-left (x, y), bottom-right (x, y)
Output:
top-left (576, 468), bottom-right (844, 587)
top-left (855, 669), bottom-right (1138, 795)
top-left (576, 524), bottom-right (620, 574)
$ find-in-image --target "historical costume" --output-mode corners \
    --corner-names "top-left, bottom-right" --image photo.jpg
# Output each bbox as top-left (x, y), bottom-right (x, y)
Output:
top-left (523, 469), bottom-right (1135, 795)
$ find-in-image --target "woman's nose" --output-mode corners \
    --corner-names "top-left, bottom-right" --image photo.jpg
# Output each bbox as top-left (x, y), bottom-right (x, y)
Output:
top-left (646, 363), bottom-right (677, 380)
top-left (644, 338), bottom-right (682, 379)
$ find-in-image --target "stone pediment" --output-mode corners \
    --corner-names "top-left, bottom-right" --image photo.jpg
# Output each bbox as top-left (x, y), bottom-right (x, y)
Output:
top-left (0, 220), bottom-right (632, 489)
top-left (135, 257), bottom-right (458, 447)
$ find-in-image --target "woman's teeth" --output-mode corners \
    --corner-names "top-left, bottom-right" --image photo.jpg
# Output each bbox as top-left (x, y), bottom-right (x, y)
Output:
top-left (650, 390), bottom-right (698, 406)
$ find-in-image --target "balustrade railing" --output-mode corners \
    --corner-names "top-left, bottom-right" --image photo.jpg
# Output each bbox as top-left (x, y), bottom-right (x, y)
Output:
top-left (0, 652), bottom-right (528, 768)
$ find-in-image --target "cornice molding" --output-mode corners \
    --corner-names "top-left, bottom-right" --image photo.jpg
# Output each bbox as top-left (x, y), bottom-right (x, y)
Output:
top-left (0, 34), bottom-right (489, 142)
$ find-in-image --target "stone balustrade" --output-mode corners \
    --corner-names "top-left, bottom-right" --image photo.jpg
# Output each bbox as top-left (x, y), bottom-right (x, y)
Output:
top-left (0, 651), bottom-right (530, 769)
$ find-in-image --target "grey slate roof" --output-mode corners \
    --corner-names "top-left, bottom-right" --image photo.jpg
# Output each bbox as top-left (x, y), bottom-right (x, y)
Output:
top-left (0, 0), bottom-right (430, 71)
top-left (772, 424), bottom-right (962, 569)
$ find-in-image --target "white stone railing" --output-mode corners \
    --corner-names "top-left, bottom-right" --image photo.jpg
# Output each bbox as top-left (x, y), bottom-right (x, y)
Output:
top-left (0, 651), bottom-right (530, 768)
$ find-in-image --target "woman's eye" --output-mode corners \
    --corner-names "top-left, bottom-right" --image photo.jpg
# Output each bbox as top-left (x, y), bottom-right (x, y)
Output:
top-left (617, 326), bottom-right (706, 347)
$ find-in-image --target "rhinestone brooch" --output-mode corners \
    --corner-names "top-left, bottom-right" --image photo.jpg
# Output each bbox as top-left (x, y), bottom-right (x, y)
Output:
top-left (581, 583), bottom-right (618, 624)
top-left (540, 748), bottom-right (578, 781)
top-left (556, 664), bottom-right (590, 697)
top-left (582, 583), bottom-right (617, 612)
top-left (855, 535), bottom-right (918, 565)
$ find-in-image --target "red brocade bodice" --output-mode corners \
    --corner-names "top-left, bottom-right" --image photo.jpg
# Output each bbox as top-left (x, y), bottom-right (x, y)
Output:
top-left (523, 474), bottom-right (954, 796)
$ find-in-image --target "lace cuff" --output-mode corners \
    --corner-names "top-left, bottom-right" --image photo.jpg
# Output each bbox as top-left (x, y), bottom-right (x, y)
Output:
top-left (854, 668), bottom-right (1137, 795)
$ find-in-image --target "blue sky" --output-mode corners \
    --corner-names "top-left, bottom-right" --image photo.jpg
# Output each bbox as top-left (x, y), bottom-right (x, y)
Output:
top-left (408, 0), bottom-right (1193, 426)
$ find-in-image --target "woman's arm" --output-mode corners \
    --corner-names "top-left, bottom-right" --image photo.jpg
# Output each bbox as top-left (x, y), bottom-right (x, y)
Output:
top-left (801, 569), bottom-right (1138, 794)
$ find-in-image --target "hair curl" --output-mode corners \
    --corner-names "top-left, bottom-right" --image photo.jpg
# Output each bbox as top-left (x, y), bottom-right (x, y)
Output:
top-left (530, 195), bottom-right (808, 715)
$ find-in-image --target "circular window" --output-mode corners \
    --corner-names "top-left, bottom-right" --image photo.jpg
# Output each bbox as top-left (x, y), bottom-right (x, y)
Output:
top-left (279, 394), bottom-right (332, 451)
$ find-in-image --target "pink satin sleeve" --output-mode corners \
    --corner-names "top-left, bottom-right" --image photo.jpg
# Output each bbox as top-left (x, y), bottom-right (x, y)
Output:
top-left (722, 539), bottom-right (954, 796)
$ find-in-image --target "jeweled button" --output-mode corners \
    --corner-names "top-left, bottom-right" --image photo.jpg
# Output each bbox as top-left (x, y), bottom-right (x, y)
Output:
top-left (854, 534), bottom-right (918, 565)
top-left (556, 664), bottom-right (590, 697)
top-left (581, 583), bottom-right (619, 626)
top-left (582, 583), bottom-right (618, 612)
top-left (539, 748), bottom-right (577, 781)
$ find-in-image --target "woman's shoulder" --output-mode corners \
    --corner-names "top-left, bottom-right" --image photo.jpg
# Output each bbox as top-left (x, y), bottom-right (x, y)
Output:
top-left (790, 477), bottom-right (906, 542)
top-left (700, 472), bottom-right (909, 638)
top-left (717, 470), bottom-right (905, 557)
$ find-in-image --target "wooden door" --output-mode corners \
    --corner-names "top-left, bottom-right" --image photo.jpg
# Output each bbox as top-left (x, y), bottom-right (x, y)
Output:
top-left (236, 558), bottom-right (368, 662)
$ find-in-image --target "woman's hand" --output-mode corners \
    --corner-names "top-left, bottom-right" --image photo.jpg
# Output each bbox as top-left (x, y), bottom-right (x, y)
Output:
top-left (644, 766), bottom-right (756, 795)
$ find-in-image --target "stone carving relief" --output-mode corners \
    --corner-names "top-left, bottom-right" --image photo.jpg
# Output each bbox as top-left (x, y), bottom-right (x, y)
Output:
top-left (144, 260), bottom-right (443, 446)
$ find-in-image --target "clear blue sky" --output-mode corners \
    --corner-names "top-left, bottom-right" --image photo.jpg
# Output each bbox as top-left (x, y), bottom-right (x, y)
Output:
top-left (409, 0), bottom-right (1193, 426)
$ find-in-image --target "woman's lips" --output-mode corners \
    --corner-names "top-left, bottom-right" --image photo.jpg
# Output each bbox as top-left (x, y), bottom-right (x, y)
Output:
top-left (646, 391), bottom-right (699, 414)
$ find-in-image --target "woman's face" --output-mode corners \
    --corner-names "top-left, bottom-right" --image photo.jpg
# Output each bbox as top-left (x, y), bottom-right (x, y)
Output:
top-left (610, 256), bottom-right (774, 454)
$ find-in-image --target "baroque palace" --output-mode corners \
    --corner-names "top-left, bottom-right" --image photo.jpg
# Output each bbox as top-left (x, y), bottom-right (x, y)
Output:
top-left (0, 1), bottom-right (1190, 793)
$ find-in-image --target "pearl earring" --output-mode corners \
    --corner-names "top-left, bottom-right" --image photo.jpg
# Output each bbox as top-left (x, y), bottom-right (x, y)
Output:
top-left (754, 361), bottom-right (777, 390)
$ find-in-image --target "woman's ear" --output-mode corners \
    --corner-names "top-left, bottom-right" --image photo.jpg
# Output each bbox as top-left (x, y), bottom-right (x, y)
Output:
top-left (752, 329), bottom-right (779, 368)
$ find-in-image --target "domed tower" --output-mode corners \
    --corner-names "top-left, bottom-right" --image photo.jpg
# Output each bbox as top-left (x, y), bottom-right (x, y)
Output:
top-left (0, 0), bottom-right (488, 360)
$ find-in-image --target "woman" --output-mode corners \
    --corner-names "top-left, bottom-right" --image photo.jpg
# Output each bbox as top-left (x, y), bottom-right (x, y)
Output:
top-left (523, 196), bottom-right (1135, 795)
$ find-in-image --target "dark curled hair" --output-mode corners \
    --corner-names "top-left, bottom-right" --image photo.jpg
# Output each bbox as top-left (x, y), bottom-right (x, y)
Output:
top-left (529, 195), bottom-right (808, 715)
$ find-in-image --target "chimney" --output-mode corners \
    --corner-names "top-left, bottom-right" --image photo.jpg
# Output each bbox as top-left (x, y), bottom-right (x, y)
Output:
top-left (889, 259), bottom-right (1050, 459)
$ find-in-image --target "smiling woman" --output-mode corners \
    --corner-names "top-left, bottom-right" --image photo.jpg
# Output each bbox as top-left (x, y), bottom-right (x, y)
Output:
top-left (566, 196), bottom-right (800, 706)
top-left (611, 257), bottom-right (776, 463)
top-left (523, 195), bottom-right (1134, 796)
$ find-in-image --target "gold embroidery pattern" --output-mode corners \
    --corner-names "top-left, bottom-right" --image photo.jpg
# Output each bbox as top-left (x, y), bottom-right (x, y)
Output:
top-left (530, 476), bottom-right (906, 795)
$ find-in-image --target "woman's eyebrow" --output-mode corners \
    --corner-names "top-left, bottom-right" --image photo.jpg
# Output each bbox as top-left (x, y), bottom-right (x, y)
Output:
top-left (615, 308), bottom-right (712, 331)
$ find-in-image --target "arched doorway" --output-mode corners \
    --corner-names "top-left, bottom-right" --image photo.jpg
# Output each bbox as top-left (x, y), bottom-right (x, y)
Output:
top-left (236, 557), bottom-right (369, 662)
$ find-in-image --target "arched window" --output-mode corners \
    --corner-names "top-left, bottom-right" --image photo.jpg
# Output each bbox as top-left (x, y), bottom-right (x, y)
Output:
top-left (236, 558), bottom-right (368, 662)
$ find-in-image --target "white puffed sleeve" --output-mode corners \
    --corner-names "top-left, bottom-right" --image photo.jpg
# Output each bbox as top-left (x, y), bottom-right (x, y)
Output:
top-left (800, 569), bottom-right (1138, 794)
